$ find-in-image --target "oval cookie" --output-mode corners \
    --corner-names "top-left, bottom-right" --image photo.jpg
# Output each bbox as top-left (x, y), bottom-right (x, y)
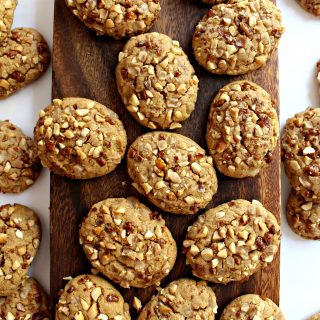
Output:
top-left (55, 274), bottom-right (131, 320)
top-left (138, 279), bottom-right (218, 319)
top-left (34, 97), bottom-right (127, 179)
top-left (0, 204), bottom-right (41, 296)
top-left (183, 199), bottom-right (280, 284)
top-left (206, 81), bottom-right (279, 178)
top-left (0, 0), bottom-right (17, 43)
top-left (192, 0), bottom-right (284, 75)
top-left (0, 28), bottom-right (50, 99)
top-left (116, 32), bottom-right (199, 129)
top-left (127, 132), bottom-right (218, 214)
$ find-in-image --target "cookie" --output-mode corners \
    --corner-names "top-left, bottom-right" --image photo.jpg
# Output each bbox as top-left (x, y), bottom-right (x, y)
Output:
top-left (0, 204), bottom-right (41, 296)
top-left (282, 107), bottom-right (320, 201)
top-left (192, 0), bottom-right (284, 75)
top-left (0, 28), bottom-right (50, 99)
top-left (206, 81), bottom-right (279, 178)
top-left (220, 294), bottom-right (285, 320)
top-left (0, 120), bottom-right (42, 193)
top-left (80, 197), bottom-right (177, 288)
top-left (0, 0), bottom-right (17, 43)
top-left (34, 97), bottom-right (127, 179)
top-left (56, 274), bottom-right (131, 320)
top-left (116, 32), bottom-right (199, 130)
top-left (65, 0), bottom-right (161, 39)
top-left (298, 0), bottom-right (320, 15)
top-left (127, 132), bottom-right (218, 214)
top-left (183, 199), bottom-right (280, 284)
top-left (138, 278), bottom-right (218, 320)
top-left (286, 189), bottom-right (320, 240)
top-left (0, 278), bottom-right (49, 319)
top-left (309, 313), bottom-right (320, 320)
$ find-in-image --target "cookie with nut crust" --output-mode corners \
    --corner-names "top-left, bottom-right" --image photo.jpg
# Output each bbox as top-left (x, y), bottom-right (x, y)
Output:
top-left (0, 0), bottom-right (17, 43)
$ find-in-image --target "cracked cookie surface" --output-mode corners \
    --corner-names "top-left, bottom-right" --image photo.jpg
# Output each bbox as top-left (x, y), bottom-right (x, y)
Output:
top-left (183, 199), bottom-right (280, 284)
top-left (0, 120), bottom-right (42, 193)
top-left (221, 294), bottom-right (285, 320)
top-left (298, 0), bottom-right (320, 15)
top-left (206, 80), bottom-right (279, 178)
top-left (0, 28), bottom-right (50, 99)
top-left (138, 278), bottom-right (218, 320)
top-left (192, 0), bottom-right (284, 75)
top-left (127, 131), bottom-right (218, 215)
top-left (0, 277), bottom-right (49, 320)
top-left (80, 197), bottom-right (177, 288)
top-left (0, 0), bottom-right (17, 43)
top-left (0, 204), bottom-right (41, 296)
top-left (116, 32), bottom-right (199, 130)
top-left (55, 274), bottom-right (131, 320)
top-left (34, 97), bottom-right (127, 179)
top-left (65, 0), bottom-right (161, 39)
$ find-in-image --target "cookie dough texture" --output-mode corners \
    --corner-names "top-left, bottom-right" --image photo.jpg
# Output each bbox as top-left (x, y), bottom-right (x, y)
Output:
top-left (56, 274), bottom-right (131, 320)
top-left (0, 120), bottom-right (41, 193)
top-left (138, 279), bottom-right (218, 320)
top-left (192, 0), bottom-right (284, 75)
top-left (0, 204), bottom-right (41, 296)
top-left (206, 81), bottom-right (279, 178)
top-left (0, 0), bottom-right (17, 43)
top-left (80, 197), bottom-right (177, 288)
top-left (0, 278), bottom-right (49, 319)
top-left (34, 97), bottom-right (127, 179)
top-left (286, 189), bottom-right (320, 240)
top-left (221, 294), bottom-right (285, 320)
top-left (116, 32), bottom-right (199, 130)
top-left (127, 132), bottom-right (218, 214)
top-left (298, 0), bottom-right (320, 15)
top-left (282, 107), bottom-right (320, 201)
top-left (183, 199), bottom-right (280, 284)
top-left (0, 28), bottom-right (50, 99)
top-left (65, 0), bottom-right (161, 39)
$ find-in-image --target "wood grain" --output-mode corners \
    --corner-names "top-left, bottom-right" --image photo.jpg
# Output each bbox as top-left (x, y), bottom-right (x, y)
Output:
top-left (51, 0), bottom-right (281, 318)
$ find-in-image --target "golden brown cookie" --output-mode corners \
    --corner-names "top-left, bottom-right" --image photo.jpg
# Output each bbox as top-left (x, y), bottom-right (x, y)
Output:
top-left (0, 0), bottom-right (17, 43)
top-left (298, 0), bottom-right (320, 15)
top-left (309, 313), bottom-right (320, 320)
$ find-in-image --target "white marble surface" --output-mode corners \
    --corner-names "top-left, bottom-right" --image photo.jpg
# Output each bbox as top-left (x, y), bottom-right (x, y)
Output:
top-left (0, 0), bottom-right (319, 318)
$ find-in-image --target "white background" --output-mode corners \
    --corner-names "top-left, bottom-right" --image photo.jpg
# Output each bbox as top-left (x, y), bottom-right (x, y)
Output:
top-left (0, 0), bottom-right (319, 319)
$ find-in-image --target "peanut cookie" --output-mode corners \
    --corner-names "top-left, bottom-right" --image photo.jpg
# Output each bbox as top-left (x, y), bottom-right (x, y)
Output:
top-left (116, 32), bottom-right (199, 130)
top-left (286, 189), bottom-right (320, 240)
top-left (0, 120), bottom-right (41, 193)
top-left (127, 132), bottom-right (218, 214)
top-left (80, 197), bottom-right (177, 288)
top-left (298, 0), bottom-right (320, 15)
top-left (0, 28), bottom-right (50, 99)
top-left (221, 294), bottom-right (285, 320)
top-left (0, 204), bottom-right (41, 296)
top-left (65, 0), bottom-right (161, 39)
top-left (34, 97), bottom-right (127, 179)
top-left (138, 278), bottom-right (218, 320)
top-left (192, 0), bottom-right (284, 75)
top-left (56, 274), bottom-right (131, 320)
top-left (183, 199), bottom-right (280, 284)
top-left (309, 313), bottom-right (320, 320)
top-left (282, 107), bottom-right (320, 201)
top-left (0, 0), bottom-right (17, 43)
top-left (206, 81), bottom-right (279, 178)
top-left (0, 278), bottom-right (49, 319)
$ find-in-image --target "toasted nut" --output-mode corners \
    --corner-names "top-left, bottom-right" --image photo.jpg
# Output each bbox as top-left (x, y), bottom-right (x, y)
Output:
top-left (201, 248), bottom-right (214, 261)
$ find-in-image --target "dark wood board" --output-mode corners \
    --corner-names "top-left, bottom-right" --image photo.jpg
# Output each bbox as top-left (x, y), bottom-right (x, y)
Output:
top-left (51, 0), bottom-right (281, 318)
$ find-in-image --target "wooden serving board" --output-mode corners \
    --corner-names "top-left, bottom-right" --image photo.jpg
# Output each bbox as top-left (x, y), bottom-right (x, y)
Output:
top-left (51, 0), bottom-right (281, 318)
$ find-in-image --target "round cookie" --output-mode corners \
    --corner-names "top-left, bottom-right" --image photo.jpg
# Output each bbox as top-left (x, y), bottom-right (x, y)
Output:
top-left (282, 107), bottom-right (320, 201)
top-left (80, 197), bottom-right (177, 288)
top-left (138, 278), bottom-right (218, 320)
top-left (0, 120), bottom-right (42, 193)
top-left (192, 0), bottom-right (284, 75)
top-left (183, 199), bottom-right (280, 284)
top-left (55, 274), bottom-right (131, 320)
top-left (286, 189), bottom-right (320, 240)
top-left (65, 0), bottom-right (161, 39)
top-left (0, 204), bottom-right (41, 296)
top-left (0, 278), bottom-right (49, 319)
top-left (116, 32), bottom-right (199, 130)
top-left (220, 294), bottom-right (285, 320)
top-left (206, 81), bottom-right (279, 178)
top-left (0, 0), bottom-right (17, 43)
top-left (309, 313), bottom-right (320, 320)
top-left (127, 132), bottom-right (218, 215)
top-left (34, 97), bottom-right (127, 179)
top-left (298, 0), bottom-right (320, 15)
